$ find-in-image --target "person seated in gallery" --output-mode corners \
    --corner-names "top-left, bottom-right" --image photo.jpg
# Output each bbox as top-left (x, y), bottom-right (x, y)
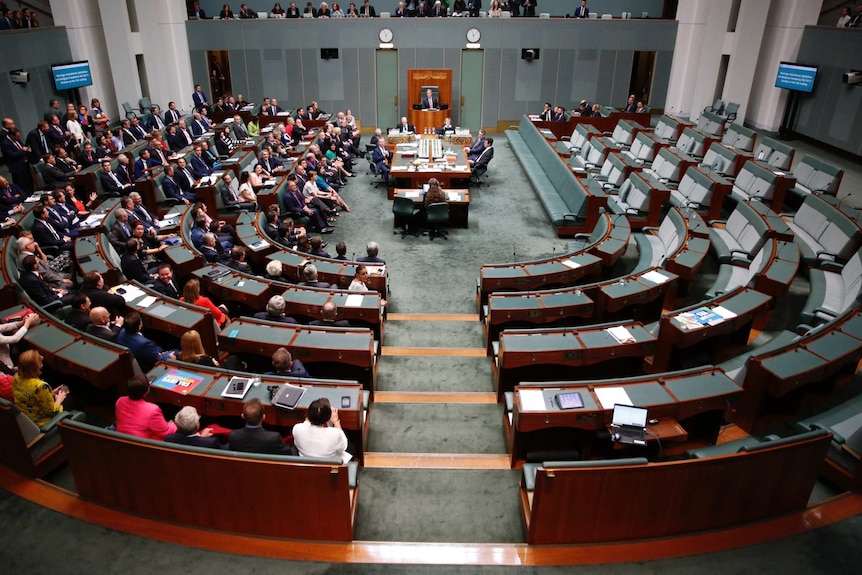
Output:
top-left (164, 406), bottom-right (225, 449)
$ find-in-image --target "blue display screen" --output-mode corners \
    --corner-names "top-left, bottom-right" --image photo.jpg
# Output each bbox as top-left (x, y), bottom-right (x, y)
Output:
top-left (51, 61), bottom-right (93, 91)
top-left (775, 62), bottom-right (817, 93)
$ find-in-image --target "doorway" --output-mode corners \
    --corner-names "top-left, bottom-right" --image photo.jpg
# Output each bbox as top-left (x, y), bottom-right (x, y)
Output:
top-left (630, 51), bottom-right (656, 106)
top-left (459, 49), bottom-right (484, 132)
top-left (376, 50), bottom-right (399, 132)
top-left (207, 51), bottom-right (232, 100)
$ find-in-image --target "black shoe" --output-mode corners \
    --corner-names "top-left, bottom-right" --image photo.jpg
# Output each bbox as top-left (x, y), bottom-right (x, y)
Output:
top-left (320, 227), bottom-right (335, 234)
top-left (321, 241), bottom-right (329, 249)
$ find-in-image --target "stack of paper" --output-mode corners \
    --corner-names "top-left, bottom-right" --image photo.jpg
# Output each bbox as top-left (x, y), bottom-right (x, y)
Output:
top-left (518, 389), bottom-right (547, 411)
top-left (641, 270), bottom-right (669, 284)
top-left (594, 386), bottom-right (633, 410)
top-left (606, 325), bottom-right (636, 344)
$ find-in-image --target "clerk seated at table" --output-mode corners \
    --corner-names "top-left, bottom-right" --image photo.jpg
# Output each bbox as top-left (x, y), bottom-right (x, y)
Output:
top-left (228, 398), bottom-right (291, 455)
top-left (253, 295), bottom-right (298, 324)
top-left (265, 346), bottom-right (310, 378)
top-left (396, 117), bottom-right (415, 134)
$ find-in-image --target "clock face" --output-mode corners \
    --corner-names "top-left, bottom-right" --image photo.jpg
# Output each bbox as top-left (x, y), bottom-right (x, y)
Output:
top-left (466, 27), bottom-right (481, 42)
top-left (379, 28), bottom-right (393, 43)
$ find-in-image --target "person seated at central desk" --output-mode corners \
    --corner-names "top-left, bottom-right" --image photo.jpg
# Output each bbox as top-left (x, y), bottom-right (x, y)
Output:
top-left (396, 117), bottom-right (415, 134)
top-left (422, 89), bottom-right (439, 111)
top-left (436, 117), bottom-right (455, 136)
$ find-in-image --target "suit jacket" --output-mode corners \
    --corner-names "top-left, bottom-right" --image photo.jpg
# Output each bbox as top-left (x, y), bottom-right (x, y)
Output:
top-left (121, 251), bottom-right (151, 283)
top-left (359, 5), bottom-right (376, 16)
top-left (372, 146), bottom-right (391, 171)
top-left (0, 183), bottom-right (25, 209)
top-left (193, 91), bottom-right (209, 109)
top-left (77, 150), bottom-right (99, 168)
top-left (19, 270), bottom-right (60, 306)
top-left (132, 204), bottom-right (157, 229)
top-left (46, 124), bottom-right (69, 150)
top-left (357, 255), bottom-right (386, 264)
top-left (167, 131), bottom-right (189, 152)
top-left (143, 113), bottom-right (166, 133)
top-left (201, 244), bottom-right (230, 264)
top-left (190, 118), bottom-right (210, 136)
top-left (190, 154), bottom-right (213, 179)
top-left (473, 145), bottom-right (494, 169)
top-left (121, 129), bottom-right (138, 146)
top-left (309, 318), bottom-right (351, 328)
top-left (151, 278), bottom-right (181, 300)
top-left (467, 136), bottom-right (486, 159)
top-left (231, 123), bottom-right (249, 141)
top-left (25, 128), bottom-right (51, 163)
top-left (65, 309), bottom-right (91, 331)
top-left (623, 102), bottom-right (637, 113)
top-left (42, 163), bottom-right (73, 186)
top-left (265, 359), bottom-right (310, 378)
top-left (100, 170), bottom-right (127, 196)
top-left (80, 287), bottom-right (126, 315)
top-left (228, 426), bottom-right (287, 454)
top-left (397, 123), bottom-right (416, 133)
top-left (253, 312), bottom-right (298, 324)
top-left (85, 323), bottom-right (121, 342)
top-left (133, 157), bottom-right (156, 180)
top-left (162, 175), bottom-right (187, 202)
top-left (109, 222), bottom-right (131, 253)
top-left (0, 137), bottom-right (30, 177)
top-left (116, 164), bottom-right (132, 185)
top-left (165, 433), bottom-right (225, 449)
top-left (116, 329), bottom-right (170, 372)
top-left (30, 219), bottom-right (67, 249)
top-left (573, 6), bottom-right (589, 18)
top-left (164, 109), bottom-right (181, 125)
top-left (422, 95), bottom-right (438, 110)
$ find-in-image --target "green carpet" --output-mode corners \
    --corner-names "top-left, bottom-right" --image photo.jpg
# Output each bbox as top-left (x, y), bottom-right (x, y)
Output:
top-left (383, 320), bottom-right (484, 348)
top-left (377, 356), bottom-right (493, 393)
top-left (354, 469), bottom-right (523, 543)
top-left (367, 404), bottom-right (506, 454)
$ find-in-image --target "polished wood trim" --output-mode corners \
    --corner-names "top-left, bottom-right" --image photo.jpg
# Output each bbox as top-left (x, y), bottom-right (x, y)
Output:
top-left (364, 453), bottom-right (511, 470)
top-left (388, 313), bottom-right (479, 322)
top-left (381, 347), bottom-right (487, 357)
top-left (374, 391), bottom-right (498, 404)
top-left (1, 465), bottom-right (861, 565)
top-left (716, 424), bottom-right (750, 445)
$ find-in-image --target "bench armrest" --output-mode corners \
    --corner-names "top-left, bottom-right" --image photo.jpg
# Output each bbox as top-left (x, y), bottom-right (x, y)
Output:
top-left (730, 255), bottom-right (752, 267)
top-left (40, 411), bottom-right (75, 433)
top-left (574, 233), bottom-right (590, 240)
top-left (685, 201), bottom-right (701, 209)
top-left (642, 226), bottom-right (659, 234)
top-left (562, 213), bottom-right (585, 222)
top-left (813, 308), bottom-right (838, 321)
top-left (818, 260), bottom-right (844, 272)
top-left (560, 135), bottom-right (571, 141)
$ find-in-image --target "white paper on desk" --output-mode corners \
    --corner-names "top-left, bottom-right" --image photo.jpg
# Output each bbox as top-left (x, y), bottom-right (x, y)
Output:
top-left (222, 158), bottom-right (239, 164)
top-left (403, 190), bottom-right (421, 198)
top-left (116, 284), bottom-right (146, 302)
top-left (560, 259), bottom-right (581, 269)
top-left (135, 295), bottom-right (158, 308)
top-left (80, 214), bottom-right (104, 228)
top-left (212, 171), bottom-right (225, 180)
top-left (518, 389), bottom-right (547, 411)
top-left (162, 211), bottom-right (181, 220)
top-left (595, 386), bottom-right (633, 410)
top-left (446, 192), bottom-right (461, 201)
top-left (344, 294), bottom-right (364, 308)
top-left (250, 239), bottom-right (270, 250)
top-left (606, 325), bottom-right (636, 344)
top-left (713, 305), bottom-right (737, 320)
top-left (641, 270), bottom-right (670, 284)
top-left (366, 265), bottom-right (385, 276)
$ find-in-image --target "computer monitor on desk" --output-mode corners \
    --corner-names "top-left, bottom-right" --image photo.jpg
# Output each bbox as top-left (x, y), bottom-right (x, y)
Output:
top-left (610, 404), bottom-right (648, 445)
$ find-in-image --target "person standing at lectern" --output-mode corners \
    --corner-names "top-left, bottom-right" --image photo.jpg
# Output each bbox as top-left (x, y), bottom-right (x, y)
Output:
top-left (422, 89), bottom-right (438, 111)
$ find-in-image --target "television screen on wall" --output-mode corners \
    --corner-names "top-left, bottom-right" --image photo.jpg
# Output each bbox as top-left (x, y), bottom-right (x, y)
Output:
top-left (775, 62), bottom-right (817, 93)
top-left (51, 61), bottom-right (93, 91)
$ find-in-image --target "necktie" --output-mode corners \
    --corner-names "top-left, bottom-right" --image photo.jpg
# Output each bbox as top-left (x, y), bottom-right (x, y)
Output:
top-left (110, 172), bottom-right (122, 187)
top-left (184, 130), bottom-right (191, 144)
top-left (40, 133), bottom-right (48, 153)
top-left (46, 221), bottom-right (59, 240)
top-left (156, 116), bottom-right (164, 130)
top-left (184, 168), bottom-right (194, 184)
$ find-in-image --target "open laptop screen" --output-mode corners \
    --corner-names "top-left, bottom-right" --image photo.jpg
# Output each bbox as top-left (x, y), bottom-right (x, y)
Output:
top-left (611, 404), bottom-right (647, 428)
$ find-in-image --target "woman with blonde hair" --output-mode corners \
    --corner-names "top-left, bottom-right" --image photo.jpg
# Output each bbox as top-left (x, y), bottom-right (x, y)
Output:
top-left (181, 279), bottom-right (228, 328)
top-left (12, 350), bottom-right (68, 427)
top-left (177, 330), bottom-right (219, 367)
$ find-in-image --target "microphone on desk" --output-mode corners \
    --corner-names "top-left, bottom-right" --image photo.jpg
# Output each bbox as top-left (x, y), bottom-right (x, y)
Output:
top-left (351, 252), bottom-right (356, 262)
top-left (552, 246), bottom-right (556, 259)
top-left (513, 246), bottom-right (517, 263)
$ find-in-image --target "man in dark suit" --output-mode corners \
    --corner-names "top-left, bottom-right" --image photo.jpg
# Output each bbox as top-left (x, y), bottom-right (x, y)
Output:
top-left (200, 233), bottom-right (230, 264)
top-left (42, 153), bottom-right (75, 188)
top-left (121, 239), bottom-right (154, 283)
top-left (46, 115), bottom-right (71, 153)
top-left (99, 159), bottom-right (132, 196)
top-left (573, 0), bottom-right (589, 18)
top-left (464, 129), bottom-right (486, 162)
top-left (265, 347), bottom-right (310, 377)
top-left (357, 241), bottom-right (386, 264)
top-left (469, 137), bottom-right (494, 173)
top-left (189, 112), bottom-right (211, 136)
top-left (283, 178), bottom-right (331, 232)
top-left (192, 85), bottom-right (210, 112)
top-left (133, 149), bottom-right (158, 180)
top-left (85, 307), bottom-right (123, 342)
top-left (372, 138), bottom-right (391, 185)
top-left (77, 141), bottom-right (99, 169)
top-left (151, 263), bottom-right (182, 299)
top-left (421, 89), bottom-right (438, 110)
top-left (18, 255), bottom-right (74, 306)
top-left (65, 292), bottom-right (92, 331)
top-left (396, 117), bottom-right (415, 134)
top-left (116, 156), bottom-right (133, 185)
top-left (190, 146), bottom-right (214, 179)
top-left (25, 121), bottom-right (52, 164)
top-left (297, 264), bottom-right (335, 288)
top-left (175, 158), bottom-right (199, 197)
top-left (1, 128), bottom-right (34, 192)
top-left (359, 0), bottom-right (376, 16)
top-left (128, 117), bottom-right (148, 140)
top-left (430, 0), bottom-right (446, 16)
top-left (230, 115), bottom-right (249, 141)
top-left (220, 173), bottom-right (257, 211)
top-left (623, 94), bottom-right (637, 113)
top-left (539, 102), bottom-right (553, 121)
top-left (164, 102), bottom-right (182, 125)
top-left (116, 312), bottom-right (175, 372)
top-left (143, 106), bottom-right (166, 133)
top-left (309, 301), bottom-right (351, 328)
top-left (79, 271), bottom-right (126, 315)
top-left (162, 165), bottom-right (195, 205)
top-left (228, 399), bottom-right (288, 454)
top-left (31, 205), bottom-right (74, 252)
top-left (165, 406), bottom-right (225, 449)
top-left (0, 176), bottom-right (25, 215)
top-left (16, 236), bottom-right (73, 290)
top-left (253, 295), bottom-right (299, 324)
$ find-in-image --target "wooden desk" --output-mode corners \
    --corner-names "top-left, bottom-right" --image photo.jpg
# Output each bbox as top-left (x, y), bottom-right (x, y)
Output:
top-left (477, 252), bottom-right (603, 310)
top-left (409, 109), bottom-right (447, 134)
top-left (145, 361), bottom-right (366, 462)
top-left (267, 249), bottom-right (388, 295)
top-left (74, 234), bottom-right (122, 287)
top-left (390, 148), bottom-right (471, 194)
top-left (218, 318), bottom-right (377, 395)
top-left (191, 264), bottom-right (280, 311)
top-left (596, 269), bottom-right (679, 322)
top-left (394, 188), bottom-right (470, 228)
top-left (651, 287), bottom-right (773, 373)
top-left (494, 321), bottom-right (657, 402)
top-left (509, 367), bottom-right (742, 466)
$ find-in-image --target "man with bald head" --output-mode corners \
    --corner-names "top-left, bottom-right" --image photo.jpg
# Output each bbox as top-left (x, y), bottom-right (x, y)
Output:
top-left (85, 307), bottom-right (124, 342)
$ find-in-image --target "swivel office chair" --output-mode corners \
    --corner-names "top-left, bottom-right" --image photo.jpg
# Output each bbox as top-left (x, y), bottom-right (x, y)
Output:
top-left (392, 196), bottom-right (419, 238)
top-left (425, 202), bottom-right (449, 241)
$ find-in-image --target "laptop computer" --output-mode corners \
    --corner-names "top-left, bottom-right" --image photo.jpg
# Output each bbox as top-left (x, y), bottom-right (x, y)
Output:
top-left (610, 404), bottom-right (648, 446)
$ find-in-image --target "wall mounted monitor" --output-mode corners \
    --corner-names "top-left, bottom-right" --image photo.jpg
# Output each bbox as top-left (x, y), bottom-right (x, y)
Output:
top-left (51, 61), bottom-right (93, 91)
top-left (775, 62), bottom-right (817, 93)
